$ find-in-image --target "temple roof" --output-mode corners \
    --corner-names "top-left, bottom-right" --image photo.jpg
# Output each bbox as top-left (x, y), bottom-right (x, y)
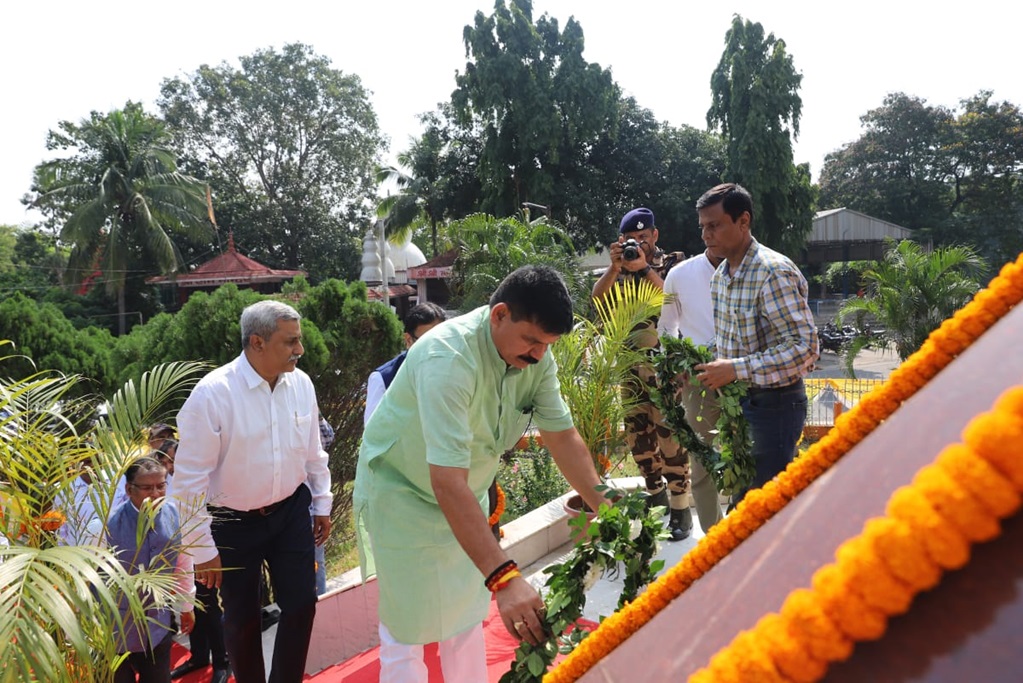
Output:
top-left (147, 233), bottom-right (305, 288)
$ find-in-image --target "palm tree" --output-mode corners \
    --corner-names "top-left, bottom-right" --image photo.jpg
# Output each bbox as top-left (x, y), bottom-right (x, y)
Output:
top-left (32, 103), bottom-right (212, 335)
top-left (0, 343), bottom-right (207, 682)
top-left (375, 132), bottom-right (447, 256)
top-left (838, 239), bottom-right (987, 368)
top-left (446, 213), bottom-right (586, 312)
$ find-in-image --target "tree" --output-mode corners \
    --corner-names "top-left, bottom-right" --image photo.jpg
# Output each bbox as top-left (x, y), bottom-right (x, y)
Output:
top-left (0, 225), bottom-right (63, 294)
top-left (817, 93), bottom-right (953, 232)
top-left (708, 15), bottom-right (815, 255)
top-left (28, 103), bottom-right (213, 335)
top-left (818, 91), bottom-right (1023, 269)
top-left (376, 107), bottom-right (483, 257)
top-left (452, 0), bottom-right (619, 238)
top-left (293, 279), bottom-right (403, 523)
top-left (838, 240), bottom-right (986, 363)
top-left (0, 293), bottom-right (115, 395)
top-left (159, 43), bottom-right (386, 283)
top-left (446, 213), bottom-right (586, 312)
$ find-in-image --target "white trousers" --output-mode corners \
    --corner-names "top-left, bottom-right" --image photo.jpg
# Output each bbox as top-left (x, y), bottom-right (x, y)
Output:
top-left (378, 621), bottom-right (487, 683)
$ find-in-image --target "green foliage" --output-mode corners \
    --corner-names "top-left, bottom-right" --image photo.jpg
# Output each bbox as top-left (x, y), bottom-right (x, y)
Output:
top-left (838, 239), bottom-right (986, 364)
top-left (159, 43), bottom-right (386, 283)
top-left (582, 99), bottom-right (727, 254)
top-left (28, 102), bottom-right (213, 335)
top-left (0, 348), bottom-right (207, 683)
top-left (447, 214), bottom-right (587, 312)
top-left (452, 0), bottom-right (620, 243)
top-left (820, 260), bottom-right (875, 293)
top-left (295, 279), bottom-right (403, 523)
top-left (652, 336), bottom-right (753, 495)
top-left (708, 15), bottom-right (815, 254)
top-left (500, 487), bottom-right (668, 682)
top-left (498, 443), bottom-right (570, 520)
top-left (0, 226), bottom-right (63, 294)
top-left (818, 91), bottom-right (1023, 270)
top-left (554, 278), bottom-right (663, 477)
top-left (0, 293), bottom-right (115, 396)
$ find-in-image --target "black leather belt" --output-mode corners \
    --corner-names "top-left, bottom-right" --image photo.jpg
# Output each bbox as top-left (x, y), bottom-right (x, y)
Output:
top-left (209, 486), bottom-right (298, 518)
top-left (747, 378), bottom-right (804, 396)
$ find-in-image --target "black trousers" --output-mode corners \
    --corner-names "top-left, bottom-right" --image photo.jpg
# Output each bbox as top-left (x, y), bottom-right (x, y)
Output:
top-left (211, 484), bottom-right (317, 683)
top-left (114, 632), bottom-right (173, 683)
top-left (186, 583), bottom-right (229, 668)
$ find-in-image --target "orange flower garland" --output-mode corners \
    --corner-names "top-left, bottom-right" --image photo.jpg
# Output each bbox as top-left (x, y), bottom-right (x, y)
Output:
top-left (690, 385), bottom-right (1023, 682)
top-left (543, 253), bottom-right (1023, 683)
top-left (489, 482), bottom-right (506, 528)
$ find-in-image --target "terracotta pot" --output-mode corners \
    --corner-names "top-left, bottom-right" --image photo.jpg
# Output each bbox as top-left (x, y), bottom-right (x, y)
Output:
top-left (562, 492), bottom-right (595, 516)
top-left (563, 492), bottom-right (598, 544)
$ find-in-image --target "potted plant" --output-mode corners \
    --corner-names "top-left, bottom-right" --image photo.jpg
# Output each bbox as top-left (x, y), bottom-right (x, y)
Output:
top-left (553, 277), bottom-right (664, 511)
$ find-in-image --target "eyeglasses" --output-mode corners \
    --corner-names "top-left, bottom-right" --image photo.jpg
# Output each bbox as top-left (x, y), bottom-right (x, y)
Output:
top-left (131, 481), bottom-right (168, 494)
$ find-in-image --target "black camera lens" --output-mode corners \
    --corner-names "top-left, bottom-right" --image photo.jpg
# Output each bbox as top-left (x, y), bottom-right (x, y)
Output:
top-left (622, 239), bottom-right (641, 261)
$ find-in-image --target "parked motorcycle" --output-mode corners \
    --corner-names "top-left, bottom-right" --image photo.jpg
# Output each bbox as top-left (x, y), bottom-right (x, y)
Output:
top-left (817, 321), bottom-right (857, 353)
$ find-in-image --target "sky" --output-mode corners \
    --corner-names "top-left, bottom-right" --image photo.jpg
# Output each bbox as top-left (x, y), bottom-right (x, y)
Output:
top-left (3, 0), bottom-right (1022, 228)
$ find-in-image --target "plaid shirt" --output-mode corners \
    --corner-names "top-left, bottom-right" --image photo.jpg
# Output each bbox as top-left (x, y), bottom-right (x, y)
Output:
top-left (710, 238), bottom-right (819, 388)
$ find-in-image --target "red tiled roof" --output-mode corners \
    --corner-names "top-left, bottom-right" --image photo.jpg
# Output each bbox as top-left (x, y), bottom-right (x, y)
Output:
top-left (147, 233), bottom-right (305, 287)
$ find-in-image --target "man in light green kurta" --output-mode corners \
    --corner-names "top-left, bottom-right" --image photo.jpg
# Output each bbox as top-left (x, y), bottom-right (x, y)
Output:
top-left (354, 265), bottom-right (605, 682)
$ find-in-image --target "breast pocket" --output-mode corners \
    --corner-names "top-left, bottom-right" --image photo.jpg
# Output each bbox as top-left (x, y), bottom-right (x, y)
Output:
top-left (291, 412), bottom-right (312, 453)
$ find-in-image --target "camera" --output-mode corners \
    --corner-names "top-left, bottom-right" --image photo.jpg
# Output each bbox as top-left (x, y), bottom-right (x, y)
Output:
top-left (621, 238), bottom-right (642, 261)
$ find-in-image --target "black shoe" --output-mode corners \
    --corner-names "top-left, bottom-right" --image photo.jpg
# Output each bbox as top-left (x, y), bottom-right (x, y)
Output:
top-left (644, 488), bottom-right (669, 513)
top-left (170, 658), bottom-right (210, 679)
top-left (210, 666), bottom-right (231, 683)
top-left (668, 508), bottom-right (693, 542)
top-left (260, 606), bottom-right (281, 632)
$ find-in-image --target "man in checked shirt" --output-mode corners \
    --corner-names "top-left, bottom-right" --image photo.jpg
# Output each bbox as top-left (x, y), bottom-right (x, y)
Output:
top-left (692, 183), bottom-right (819, 505)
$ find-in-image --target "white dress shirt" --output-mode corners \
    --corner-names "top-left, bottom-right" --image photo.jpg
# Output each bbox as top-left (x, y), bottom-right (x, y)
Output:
top-left (172, 352), bottom-right (332, 564)
top-left (363, 370), bottom-right (386, 426)
top-left (658, 252), bottom-right (718, 346)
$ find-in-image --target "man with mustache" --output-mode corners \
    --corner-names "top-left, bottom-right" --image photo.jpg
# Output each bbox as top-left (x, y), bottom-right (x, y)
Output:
top-left (354, 265), bottom-right (605, 683)
top-left (172, 300), bottom-right (332, 683)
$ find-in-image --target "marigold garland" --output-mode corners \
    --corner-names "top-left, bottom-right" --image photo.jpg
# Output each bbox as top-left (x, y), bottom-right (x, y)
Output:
top-left (690, 385), bottom-right (1023, 681)
top-left (489, 482), bottom-right (506, 528)
top-left (543, 253), bottom-right (1023, 683)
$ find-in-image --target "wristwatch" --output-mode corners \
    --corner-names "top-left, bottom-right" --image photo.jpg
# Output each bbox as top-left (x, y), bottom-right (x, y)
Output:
top-left (635, 265), bottom-right (652, 277)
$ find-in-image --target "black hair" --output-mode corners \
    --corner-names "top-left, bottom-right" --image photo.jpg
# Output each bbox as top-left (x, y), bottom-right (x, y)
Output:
top-left (696, 183), bottom-right (755, 225)
top-left (153, 438), bottom-right (178, 461)
top-left (403, 302), bottom-right (447, 336)
top-left (124, 456), bottom-right (166, 484)
top-left (489, 265), bottom-right (574, 335)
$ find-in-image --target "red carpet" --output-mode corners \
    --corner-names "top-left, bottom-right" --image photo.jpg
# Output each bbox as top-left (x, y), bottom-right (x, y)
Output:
top-left (170, 598), bottom-right (594, 682)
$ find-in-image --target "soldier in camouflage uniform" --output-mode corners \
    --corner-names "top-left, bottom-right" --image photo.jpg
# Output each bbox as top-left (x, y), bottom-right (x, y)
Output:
top-left (591, 207), bottom-right (693, 541)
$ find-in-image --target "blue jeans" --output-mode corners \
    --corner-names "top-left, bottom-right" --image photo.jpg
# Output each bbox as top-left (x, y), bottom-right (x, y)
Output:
top-left (733, 380), bottom-right (808, 504)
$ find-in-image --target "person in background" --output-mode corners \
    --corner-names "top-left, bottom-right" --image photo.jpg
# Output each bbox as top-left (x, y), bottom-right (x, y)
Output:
top-left (364, 302), bottom-right (448, 425)
top-left (693, 183), bottom-right (819, 503)
top-left (314, 413), bottom-right (335, 596)
top-left (152, 437), bottom-right (177, 491)
top-left (592, 207), bottom-right (693, 541)
top-left (355, 266), bottom-right (605, 682)
top-left (658, 248), bottom-right (726, 532)
top-left (108, 456), bottom-right (195, 683)
top-left (172, 300), bottom-right (332, 683)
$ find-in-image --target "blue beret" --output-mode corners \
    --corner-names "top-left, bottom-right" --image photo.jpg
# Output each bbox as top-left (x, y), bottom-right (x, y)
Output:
top-left (619, 207), bottom-right (655, 233)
